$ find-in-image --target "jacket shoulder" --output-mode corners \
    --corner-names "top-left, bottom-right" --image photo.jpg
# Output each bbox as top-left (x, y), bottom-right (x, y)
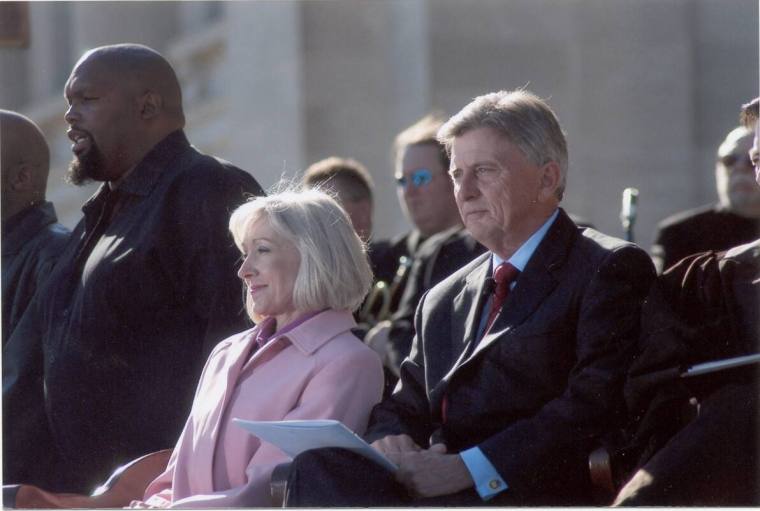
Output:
top-left (655, 204), bottom-right (719, 233)
top-left (33, 223), bottom-right (72, 264)
top-left (176, 147), bottom-right (265, 197)
top-left (420, 252), bottom-right (491, 303)
top-left (570, 228), bottom-right (655, 279)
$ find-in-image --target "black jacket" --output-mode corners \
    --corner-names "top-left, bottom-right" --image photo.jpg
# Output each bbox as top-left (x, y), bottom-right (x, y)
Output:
top-left (385, 226), bottom-right (485, 377)
top-left (1, 201), bottom-right (70, 345)
top-left (651, 203), bottom-right (760, 273)
top-left (3, 131), bottom-right (264, 491)
top-left (366, 210), bottom-right (655, 504)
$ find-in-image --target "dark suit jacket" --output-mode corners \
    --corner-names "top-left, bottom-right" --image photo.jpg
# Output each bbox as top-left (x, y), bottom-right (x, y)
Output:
top-left (385, 227), bottom-right (485, 377)
top-left (365, 209), bottom-right (655, 503)
top-left (651, 203), bottom-right (760, 273)
top-left (622, 240), bottom-right (760, 472)
top-left (3, 131), bottom-right (264, 492)
top-left (1, 201), bottom-right (70, 346)
top-left (613, 241), bottom-right (759, 505)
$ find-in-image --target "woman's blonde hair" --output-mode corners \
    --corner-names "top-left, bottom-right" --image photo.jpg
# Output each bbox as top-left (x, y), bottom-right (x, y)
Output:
top-left (229, 187), bottom-right (373, 320)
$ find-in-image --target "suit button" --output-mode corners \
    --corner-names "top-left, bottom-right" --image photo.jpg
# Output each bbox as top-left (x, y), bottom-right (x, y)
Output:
top-left (489, 479), bottom-right (501, 490)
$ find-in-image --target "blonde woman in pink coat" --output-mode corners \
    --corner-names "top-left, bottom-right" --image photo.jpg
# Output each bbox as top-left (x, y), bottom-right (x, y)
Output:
top-left (131, 189), bottom-right (384, 507)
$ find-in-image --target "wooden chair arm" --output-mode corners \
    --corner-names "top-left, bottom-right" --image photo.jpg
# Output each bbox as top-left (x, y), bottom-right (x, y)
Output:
top-left (2, 449), bottom-right (172, 509)
top-left (90, 448), bottom-right (172, 504)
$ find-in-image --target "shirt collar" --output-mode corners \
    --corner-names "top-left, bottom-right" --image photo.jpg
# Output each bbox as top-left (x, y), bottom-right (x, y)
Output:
top-left (115, 130), bottom-right (190, 197)
top-left (492, 208), bottom-right (559, 273)
top-left (80, 130), bottom-right (190, 214)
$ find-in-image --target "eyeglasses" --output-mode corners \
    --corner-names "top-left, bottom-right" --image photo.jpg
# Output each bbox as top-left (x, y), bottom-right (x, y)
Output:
top-left (395, 168), bottom-right (434, 188)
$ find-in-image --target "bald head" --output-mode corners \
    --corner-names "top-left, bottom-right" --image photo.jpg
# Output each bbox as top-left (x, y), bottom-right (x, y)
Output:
top-left (75, 44), bottom-right (184, 125)
top-left (64, 44), bottom-right (186, 184)
top-left (1, 110), bottom-right (51, 222)
top-left (715, 126), bottom-right (760, 217)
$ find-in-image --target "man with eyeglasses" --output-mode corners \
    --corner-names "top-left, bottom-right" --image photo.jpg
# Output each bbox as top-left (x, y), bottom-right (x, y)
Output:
top-left (651, 126), bottom-right (760, 273)
top-left (365, 114), bottom-right (484, 394)
top-left (370, 114), bottom-right (467, 287)
top-left (611, 99), bottom-right (760, 506)
top-left (282, 90), bottom-right (654, 506)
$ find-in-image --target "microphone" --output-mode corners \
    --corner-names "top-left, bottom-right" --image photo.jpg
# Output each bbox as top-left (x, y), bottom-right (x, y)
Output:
top-left (620, 187), bottom-right (639, 243)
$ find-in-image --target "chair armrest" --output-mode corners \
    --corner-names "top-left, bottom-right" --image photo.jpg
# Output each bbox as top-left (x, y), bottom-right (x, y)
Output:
top-left (91, 449), bottom-right (172, 496)
top-left (270, 461), bottom-right (292, 507)
top-left (1, 450), bottom-right (172, 509)
top-left (2, 484), bottom-right (94, 509)
top-left (89, 449), bottom-right (173, 507)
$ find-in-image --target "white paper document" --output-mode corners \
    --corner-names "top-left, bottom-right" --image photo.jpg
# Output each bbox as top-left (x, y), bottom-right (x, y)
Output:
top-left (682, 352), bottom-right (760, 378)
top-left (233, 418), bottom-right (397, 472)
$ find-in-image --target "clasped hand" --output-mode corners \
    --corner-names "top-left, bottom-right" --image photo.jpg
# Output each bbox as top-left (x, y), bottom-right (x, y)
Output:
top-left (370, 434), bottom-right (473, 498)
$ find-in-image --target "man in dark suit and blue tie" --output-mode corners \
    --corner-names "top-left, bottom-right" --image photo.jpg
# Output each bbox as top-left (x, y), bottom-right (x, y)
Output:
top-left (283, 89), bottom-right (656, 506)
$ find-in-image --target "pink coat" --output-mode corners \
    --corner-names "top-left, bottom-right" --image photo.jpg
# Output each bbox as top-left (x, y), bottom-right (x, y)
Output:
top-left (136, 309), bottom-right (383, 508)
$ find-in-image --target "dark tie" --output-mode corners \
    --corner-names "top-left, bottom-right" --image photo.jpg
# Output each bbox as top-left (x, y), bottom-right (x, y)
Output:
top-left (484, 262), bottom-right (520, 333)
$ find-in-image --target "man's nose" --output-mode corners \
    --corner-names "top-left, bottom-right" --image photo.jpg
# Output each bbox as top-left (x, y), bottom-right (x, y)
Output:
top-left (64, 104), bottom-right (78, 125)
top-left (399, 178), bottom-right (415, 195)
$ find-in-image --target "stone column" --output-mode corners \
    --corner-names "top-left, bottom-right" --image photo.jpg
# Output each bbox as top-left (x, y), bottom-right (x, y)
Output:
top-left (223, 1), bottom-right (306, 189)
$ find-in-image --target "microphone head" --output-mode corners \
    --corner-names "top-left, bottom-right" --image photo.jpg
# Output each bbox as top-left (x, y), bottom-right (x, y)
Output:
top-left (620, 187), bottom-right (639, 225)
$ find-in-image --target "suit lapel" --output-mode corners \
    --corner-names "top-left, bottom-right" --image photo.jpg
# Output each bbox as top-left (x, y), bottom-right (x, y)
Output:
top-left (456, 256), bottom-right (492, 352)
top-left (429, 255), bottom-right (490, 409)
top-left (445, 210), bottom-right (577, 377)
top-left (432, 256), bottom-right (491, 399)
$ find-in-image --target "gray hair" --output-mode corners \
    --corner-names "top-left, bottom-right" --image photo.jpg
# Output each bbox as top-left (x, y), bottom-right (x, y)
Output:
top-left (437, 89), bottom-right (568, 200)
top-left (229, 188), bottom-right (373, 319)
top-left (717, 126), bottom-right (754, 159)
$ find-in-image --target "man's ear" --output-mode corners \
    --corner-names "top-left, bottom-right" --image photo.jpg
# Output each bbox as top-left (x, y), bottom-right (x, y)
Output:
top-left (538, 161), bottom-right (561, 201)
top-left (138, 90), bottom-right (162, 120)
top-left (10, 164), bottom-right (33, 191)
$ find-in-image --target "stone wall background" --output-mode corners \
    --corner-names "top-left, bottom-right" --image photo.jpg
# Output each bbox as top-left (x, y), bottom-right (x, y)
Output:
top-left (1, 0), bottom-right (758, 252)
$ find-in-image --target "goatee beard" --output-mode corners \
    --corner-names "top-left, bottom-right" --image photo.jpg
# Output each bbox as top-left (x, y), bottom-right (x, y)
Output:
top-left (66, 144), bottom-right (107, 186)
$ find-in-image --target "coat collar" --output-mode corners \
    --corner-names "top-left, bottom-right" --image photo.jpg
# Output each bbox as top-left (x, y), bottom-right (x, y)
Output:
top-left (1, 201), bottom-right (60, 255)
top-left (199, 309), bottom-right (358, 457)
top-left (216, 309), bottom-right (358, 384)
top-left (81, 130), bottom-right (191, 217)
top-left (273, 309), bottom-right (358, 355)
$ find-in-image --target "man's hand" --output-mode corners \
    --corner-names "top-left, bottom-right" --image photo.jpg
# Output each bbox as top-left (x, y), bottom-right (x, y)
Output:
top-left (388, 443), bottom-right (474, 498)
top-left (370, 434), bottom-right (421, 455)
